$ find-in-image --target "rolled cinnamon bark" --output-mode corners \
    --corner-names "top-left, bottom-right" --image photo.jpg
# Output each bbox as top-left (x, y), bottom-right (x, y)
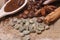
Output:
top-left (44, 7), bottom-right (60, 24)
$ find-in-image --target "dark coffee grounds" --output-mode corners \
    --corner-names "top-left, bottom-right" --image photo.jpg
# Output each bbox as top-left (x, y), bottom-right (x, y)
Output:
top-left (4, 0), bottom-right (24, 12)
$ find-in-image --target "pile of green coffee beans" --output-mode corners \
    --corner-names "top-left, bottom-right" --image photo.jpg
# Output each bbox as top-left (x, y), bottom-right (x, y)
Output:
top-left (0, 17), bottom-right (49, 40)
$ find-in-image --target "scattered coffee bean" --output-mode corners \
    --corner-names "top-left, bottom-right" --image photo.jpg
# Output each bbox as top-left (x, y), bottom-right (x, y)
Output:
top-left (23, 30), bottom-right (30, 35)
top-left (23, 35), bottom-right (30, 40)
top-left (45, 25), bottom-right (50, 30)
top-left (37, 17), bottom-right (43, 23)
top-left (29, 19), bottom-right (34, 24)
top-left (36, 30), bottom-right (42, 34)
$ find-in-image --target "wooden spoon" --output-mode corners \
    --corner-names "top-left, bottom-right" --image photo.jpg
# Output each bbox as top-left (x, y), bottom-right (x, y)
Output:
top-left (0, 0), bottom-right (28, 18)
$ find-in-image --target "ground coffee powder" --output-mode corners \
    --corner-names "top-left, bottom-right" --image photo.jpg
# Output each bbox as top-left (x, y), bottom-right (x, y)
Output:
top-left (4, 0), bottom-right (24, 12)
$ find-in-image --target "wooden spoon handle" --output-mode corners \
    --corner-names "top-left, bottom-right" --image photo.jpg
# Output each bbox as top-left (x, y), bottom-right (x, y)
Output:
top-left (0, 10), bottom-right (8, 18)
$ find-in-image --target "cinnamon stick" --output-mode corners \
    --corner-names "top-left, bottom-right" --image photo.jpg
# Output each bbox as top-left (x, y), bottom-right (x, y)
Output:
top-left (44, 7), bottom-right (60, 24)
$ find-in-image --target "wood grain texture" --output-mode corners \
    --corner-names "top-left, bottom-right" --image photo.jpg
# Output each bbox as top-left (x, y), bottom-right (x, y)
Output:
top-left (0, 25), bottom-right (22, 40)
top-left (0, 0), bottom-right (5, 8)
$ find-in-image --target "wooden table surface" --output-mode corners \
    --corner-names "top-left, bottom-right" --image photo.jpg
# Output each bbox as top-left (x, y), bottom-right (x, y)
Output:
top-left (0, 1), bottom-right (60, 40)
top-left (30, 19), bottom-right (60, 40)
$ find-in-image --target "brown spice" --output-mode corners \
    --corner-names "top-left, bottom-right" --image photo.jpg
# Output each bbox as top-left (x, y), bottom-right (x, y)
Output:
top-left (35, 5), bottom-right (56, 16)
top-left (22, 14), bottom-right (28, 19)
top-left (4, 0), bottom-right (24, 12)
top-left (23, 10), bottom-right (29, 15)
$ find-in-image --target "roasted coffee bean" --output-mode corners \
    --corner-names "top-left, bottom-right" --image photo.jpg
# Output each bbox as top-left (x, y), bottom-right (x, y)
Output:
top-left (18, 14), bottom-right (23, 18)
top-left (24, 10), bottom-right (29, 15)
top-left (23, 14), bottom-right (28, 19)
top-left (28, 14), bottom-right (33, 18)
